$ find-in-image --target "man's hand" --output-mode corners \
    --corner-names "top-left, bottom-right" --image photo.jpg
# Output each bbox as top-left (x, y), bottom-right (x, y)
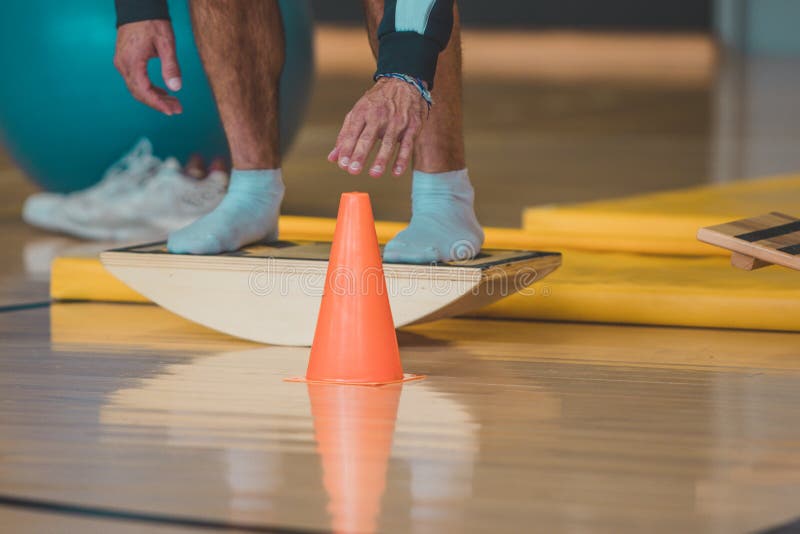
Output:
top-left (328, 78), bottom-right (428, 178)
top-left (114, 20), bottom-right (183, 115)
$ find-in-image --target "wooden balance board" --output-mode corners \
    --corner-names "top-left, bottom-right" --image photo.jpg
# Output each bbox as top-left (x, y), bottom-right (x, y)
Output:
top-left (101, 241), bottom-right (562, 346)
top-left (697, 212), bottom-right (800, 271)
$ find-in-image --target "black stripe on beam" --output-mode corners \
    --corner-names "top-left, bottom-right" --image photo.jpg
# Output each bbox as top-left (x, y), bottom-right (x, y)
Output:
top-left (735, 220), bottom-right (800, 242)
top-left (0, 494), bottom-right (329, 534)
top-left (0, 301), bottom-right (50, 314)
top-left (758, 516), bottom-right (800, 533)
top-left (778, 243), bottom-right (800, 255)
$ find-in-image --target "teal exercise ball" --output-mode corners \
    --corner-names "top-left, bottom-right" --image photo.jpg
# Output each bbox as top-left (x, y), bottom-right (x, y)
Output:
top-left (0, 0), bottom-right (313, 193)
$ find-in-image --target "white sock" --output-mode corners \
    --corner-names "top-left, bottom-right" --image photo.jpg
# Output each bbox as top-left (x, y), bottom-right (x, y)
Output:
top-left (167, 169), bottom-right (284, 254)
top-left (383, 169), bottom-right (484, 263)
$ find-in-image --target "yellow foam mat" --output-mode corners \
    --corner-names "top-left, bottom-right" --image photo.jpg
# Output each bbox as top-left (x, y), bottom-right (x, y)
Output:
top-left (52, 256), bottom-right (149, 303)
top-left (477, 250), bottom-right (800, 332)
top-left (279, 215), bottom-right (578, 251)
top-left (523, 174), bottom-right (800, 256)
top-left (51, 216), bottom-right (800, 333)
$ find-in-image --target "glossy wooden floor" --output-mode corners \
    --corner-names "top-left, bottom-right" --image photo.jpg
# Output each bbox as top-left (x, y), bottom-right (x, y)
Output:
top-left (3, 303), bottom-right (800, 533)
top-left (2, 31), bottom-right (800, 534)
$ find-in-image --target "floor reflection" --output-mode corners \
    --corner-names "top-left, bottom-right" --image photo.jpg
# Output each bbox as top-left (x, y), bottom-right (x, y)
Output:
top-left (0, 301), bottom-right (792, 531)
top-left (98, 346), bottom-right (479, 532)
top-left (307, 382), bottom-right (400, 533)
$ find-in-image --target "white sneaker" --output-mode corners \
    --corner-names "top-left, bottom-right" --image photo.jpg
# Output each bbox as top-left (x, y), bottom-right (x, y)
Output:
top-left (86, 137), bottom-right (163, 201)
top-left (23, 138), bottom-right (162, 232)
top-left (105, 158), bottom-right (228, 241)
top-left (23, 147), bottom-right (227, 242)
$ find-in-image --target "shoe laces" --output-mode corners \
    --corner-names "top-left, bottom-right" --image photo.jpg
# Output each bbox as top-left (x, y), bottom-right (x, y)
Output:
top-left (100, 138), bottom-right (162, 189)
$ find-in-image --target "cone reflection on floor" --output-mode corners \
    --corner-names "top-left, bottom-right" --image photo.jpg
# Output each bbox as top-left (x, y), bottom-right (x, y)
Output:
top-left (307, 382), bottom-right (402, 534)
top-left (300, 191), bottom-right (422, 385)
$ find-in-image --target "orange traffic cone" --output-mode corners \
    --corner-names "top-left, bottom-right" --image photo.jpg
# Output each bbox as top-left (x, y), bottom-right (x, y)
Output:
top-left (292, 191), bottom-right (422, 385)
top-left (307, 382), bottom-right (403, 533)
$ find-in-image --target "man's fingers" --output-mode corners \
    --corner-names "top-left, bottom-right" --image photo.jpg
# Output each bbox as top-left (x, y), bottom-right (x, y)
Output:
top-left (369, 128), bottom-right (401, 177)
top-left (347, 123), bottom-right (380, 175)
top-left (129, 63), bottom-right (183, 115)
top-left (115, 21), bottom-right (185, 116)
top-left (148, 87), bottom-right (183, 114)
top-left (330, 77), bottom-right (431, 174)
top-left (151, 82), bottom-right (183, 113)
top-left (209, 157), bottom-right (230, 174)
top-left (128, 66), bottom-right (169, 114)
top-left (393, 128), bottom-right (417, 176)
top-left (142, 87), bottom-right (182, 115)
top-left (155, 35), bottom-right (182, 91)
top-left (184, 154), bottom-right (206, 178)
top-left (334, 112), bottom-right (366, 170)
top-left (327, 146), bottom-right (340, 163)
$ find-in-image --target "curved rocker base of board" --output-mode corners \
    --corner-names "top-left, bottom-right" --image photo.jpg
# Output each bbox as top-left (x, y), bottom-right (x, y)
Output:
top-left (101, 241), bottom-right (562, 346)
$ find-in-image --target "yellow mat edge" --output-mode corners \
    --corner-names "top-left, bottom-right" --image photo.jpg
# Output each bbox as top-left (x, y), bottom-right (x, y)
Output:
top-left (475, 289), bottom-right (800, 332)
top-left (51, 256), bottom-right (149, 303)
top-left (521, 173), bottom-right (800, 256)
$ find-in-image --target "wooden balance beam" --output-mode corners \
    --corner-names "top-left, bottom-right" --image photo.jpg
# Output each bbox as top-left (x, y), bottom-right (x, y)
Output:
top-left (101, 241), bottom-right (561, 346)
top-left (697, 212), bottom-right (800, 271)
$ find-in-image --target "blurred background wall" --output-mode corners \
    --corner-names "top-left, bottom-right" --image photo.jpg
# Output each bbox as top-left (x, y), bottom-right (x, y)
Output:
top-left (312, 0), bottom-right (712, 30)
top-left (711, 0), bottom-right (800, 183)
top-left (715, 0), bottom-right (800, 53)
